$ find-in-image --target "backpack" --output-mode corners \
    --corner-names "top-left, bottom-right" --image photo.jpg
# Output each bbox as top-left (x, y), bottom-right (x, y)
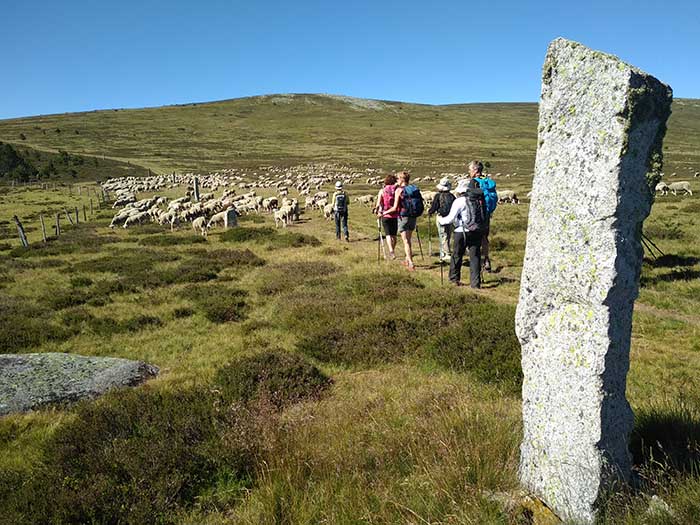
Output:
top-left (477, 177), bottom-right (498, 216)
top-left (400, 184), bottom-right (425, 217)
top-left (381, 185), bottom-right (397, 211)
top-left (335, 192), bottom-right (347, 214)
top-left (437, 192), bottom-right (455, 217)
top-left (458, 193), bottom-right (488, 232)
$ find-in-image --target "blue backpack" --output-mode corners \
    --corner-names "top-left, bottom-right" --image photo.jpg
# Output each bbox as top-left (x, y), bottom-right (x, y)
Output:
top-left (400, 185), bottom-right (425, 217)
top-left (478, 177), bottom-right (498, 216)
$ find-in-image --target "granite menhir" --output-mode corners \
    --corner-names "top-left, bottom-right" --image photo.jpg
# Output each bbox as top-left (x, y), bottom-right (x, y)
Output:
top-left (515, 38), bottom-right (672, 523)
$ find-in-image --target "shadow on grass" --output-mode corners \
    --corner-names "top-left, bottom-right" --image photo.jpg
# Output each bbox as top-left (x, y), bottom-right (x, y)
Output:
top-left (631, 399), bottom-right (700, 476)
top-left (647, 254), bottom-right (700, 268)
top-left (641, 269), bottom-right (700, 287)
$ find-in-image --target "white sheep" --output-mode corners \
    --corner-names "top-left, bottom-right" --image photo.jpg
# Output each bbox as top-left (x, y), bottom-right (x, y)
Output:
top-left (207, 210), bottom-right (229, 229)
top-left (497, 190), bottom-right (519, 204)
top-left (192, 216), bottom-right (209, 236)
top-left (655, 182), bottom-right (669, 196)
top-left (323, 203), bottom-right (334, 220)
top-left (668, 181), bottom-right (693, 196)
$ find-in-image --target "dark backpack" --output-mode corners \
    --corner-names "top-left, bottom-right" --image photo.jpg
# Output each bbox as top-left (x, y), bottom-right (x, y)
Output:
top-left (463, 193), bottom-right (488, 232)
top-left (335, 192), bottom-right (347, 214)
top-left (437, 192), bottom-right (455, 217)
top-left (400, 185), bottom-right (424, 217)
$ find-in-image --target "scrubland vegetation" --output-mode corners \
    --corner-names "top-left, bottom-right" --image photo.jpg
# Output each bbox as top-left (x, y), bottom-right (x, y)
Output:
top-left (1, 96), bottom-right (700, 523)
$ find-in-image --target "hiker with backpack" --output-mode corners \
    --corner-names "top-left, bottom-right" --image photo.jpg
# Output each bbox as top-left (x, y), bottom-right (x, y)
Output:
top-left (332, 181), bottom-right (350, 242)
top-left (374, 173), bottom-right (399, 259)
top-left (471, 161), bottom-right (498, 272)
top-left (380, 171), bottom-right (424, 271)
top-left (438, 177), bottom-right (486, 288)
top-left (428, 177), bottom-right (456, 262)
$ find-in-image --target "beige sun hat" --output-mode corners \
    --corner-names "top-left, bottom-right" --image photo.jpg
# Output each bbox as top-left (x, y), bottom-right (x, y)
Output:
top-left (436, 177), bottom-right (451, 191)
top-left (455, 179), bottom-right (470, 194)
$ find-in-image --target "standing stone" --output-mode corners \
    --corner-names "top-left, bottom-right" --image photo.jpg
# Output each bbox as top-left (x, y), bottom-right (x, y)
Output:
top-left (193, 176), bottom-right (200, 202)
top-left (224, 208), bottom-right (238, 229)
top-left (516, 38), bottom-right (672, 523)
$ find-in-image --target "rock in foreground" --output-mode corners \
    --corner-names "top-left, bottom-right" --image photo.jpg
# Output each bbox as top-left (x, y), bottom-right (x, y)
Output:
top-left (516, 38), bottom-right (672, 523)
top-left (0, 353), bottom-right (159, 416)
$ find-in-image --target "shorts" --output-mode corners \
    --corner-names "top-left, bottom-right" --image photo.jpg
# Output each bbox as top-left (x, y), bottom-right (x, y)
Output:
top-left (398, 216), bottom-right (417, 233)
top-left (382, 217), bottom-right (398, 236)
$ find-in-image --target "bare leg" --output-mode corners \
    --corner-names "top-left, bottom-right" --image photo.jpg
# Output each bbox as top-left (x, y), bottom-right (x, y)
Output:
top-left (402, 230), bottom-right (414, 268)
top-left (386, 235), bottom-right (397, 258)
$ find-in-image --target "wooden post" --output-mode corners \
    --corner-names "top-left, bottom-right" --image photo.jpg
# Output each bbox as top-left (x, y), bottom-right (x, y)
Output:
top-left (83, 205), bottom-right (87, 222)
top-left (13, 216), bottom-right (29, 248)
top-left (55, 213), bottom-right (60, 237)
top-left (64, 208), bottom-right (74, 225)
top-left (40, 214), bottom-right (47, 242)
top-left (75, 206), bottom-right (79, 224)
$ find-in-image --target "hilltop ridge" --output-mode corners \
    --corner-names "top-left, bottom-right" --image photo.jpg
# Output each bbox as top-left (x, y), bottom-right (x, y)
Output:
top-left (0, 94), bottom-right (697, 177)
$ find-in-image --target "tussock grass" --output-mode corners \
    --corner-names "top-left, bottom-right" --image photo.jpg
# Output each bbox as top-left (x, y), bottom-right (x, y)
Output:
top-left (221, 226), bottom-right (320, 248)
top-left (178, 284), bottom-right (248, 323)
top-left (214, 350), bottom-right (333, 409)
top-left (137, 235), bottom-right (207, 246)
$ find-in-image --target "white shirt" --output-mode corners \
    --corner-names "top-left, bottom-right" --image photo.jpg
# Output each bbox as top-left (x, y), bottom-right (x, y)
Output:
top-left (438, 196), bottom-right (469, 232)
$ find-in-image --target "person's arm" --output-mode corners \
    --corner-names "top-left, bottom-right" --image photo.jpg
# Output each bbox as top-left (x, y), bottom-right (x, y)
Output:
top-left (428, 194), bottom-right (440, 215)
top-left (439, 197), bottom-right (463, 225)
top-left (374, 189), bottom-right (383, 215)
top-left (382, 187), bottom-right (402, 216)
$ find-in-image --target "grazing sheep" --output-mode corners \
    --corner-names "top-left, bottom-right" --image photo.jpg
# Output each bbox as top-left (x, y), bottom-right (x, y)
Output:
top-left (655, 182), bottom-right (669, 196)
top-left (323, 203), bottom-right (334, 220)
top-left (274, 207), bottom-right (291, 228)
top-left (123, 212), bottom-right (149, 228)
top-left (497, 190), bottom-right (520, 204)
top-left (315, 198), bottom-right (329, 211)
top-left (355, 195), bottom-right (374, 206)
top-left (669, 181), bottom-right (693, 196)
top-left (207, 210), bottom-right (229, 229)
top-left (192, 216), bottom-right (209, 236)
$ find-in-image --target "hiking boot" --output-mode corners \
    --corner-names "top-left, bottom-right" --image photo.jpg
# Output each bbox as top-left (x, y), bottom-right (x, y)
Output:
top-left (483, 258), bottom-right (492, 273)
top-left (389, 251), bottom-right (396, 260)
top-left (345, 237), bottom-right (349, 243)
top-left (407, 264), bottom-right (416, 272)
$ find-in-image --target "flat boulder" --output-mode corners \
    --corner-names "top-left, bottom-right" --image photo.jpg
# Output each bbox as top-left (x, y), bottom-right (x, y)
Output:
top-left (0, 353), bottom-right (159, 416)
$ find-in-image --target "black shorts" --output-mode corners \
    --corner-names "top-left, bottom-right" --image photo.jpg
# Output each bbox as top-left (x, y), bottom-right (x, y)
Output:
top-left (382, 218), bottom-right (398, 236)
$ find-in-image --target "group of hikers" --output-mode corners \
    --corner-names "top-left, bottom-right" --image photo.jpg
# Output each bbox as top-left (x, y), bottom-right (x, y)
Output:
top-left (329, 160), bottom-right (498, 289)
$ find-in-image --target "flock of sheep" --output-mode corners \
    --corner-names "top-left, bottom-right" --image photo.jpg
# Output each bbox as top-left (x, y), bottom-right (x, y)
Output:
top-left (103, 164), bottom-right (693, 236)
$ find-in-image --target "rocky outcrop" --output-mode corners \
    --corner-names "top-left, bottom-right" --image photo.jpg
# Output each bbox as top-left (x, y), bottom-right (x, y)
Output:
top-left (0, 353), bottom-right (159, 416)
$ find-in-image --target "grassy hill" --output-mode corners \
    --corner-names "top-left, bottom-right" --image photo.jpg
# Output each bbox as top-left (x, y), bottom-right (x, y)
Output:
top-left (0, 94), bottom-right (698, 177)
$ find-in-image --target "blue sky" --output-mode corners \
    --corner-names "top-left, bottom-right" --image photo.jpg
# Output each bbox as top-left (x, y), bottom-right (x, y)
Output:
top-left (2, 0), bottom-right (698, 119)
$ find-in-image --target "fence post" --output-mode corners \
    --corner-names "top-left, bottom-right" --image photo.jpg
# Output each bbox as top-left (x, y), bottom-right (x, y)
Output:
top-left (83, 205), bottom-right (87, 222)
top-left (75, 206), bottom-right (79, 224)
top-left (55, 213), bottom-right (61, 237)
top-left (13, 216), bottom-right (29, 248)
top-left (64, 208), bottom-right (75, 225)
top-left (40, 214), bottom-right (47, 242)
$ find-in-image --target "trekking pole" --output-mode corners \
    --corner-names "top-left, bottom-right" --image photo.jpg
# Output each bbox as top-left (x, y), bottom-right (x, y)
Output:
top-left (440, 255), bottom-right (444, 285)
top-left (428, 214), bottom-right (432, 257)
top-left (415, 225), bottom-right (424, 260)
top-left (377, 219), bottom-right (387, 262)
top-left (641, 232), bottom-right (665, 258)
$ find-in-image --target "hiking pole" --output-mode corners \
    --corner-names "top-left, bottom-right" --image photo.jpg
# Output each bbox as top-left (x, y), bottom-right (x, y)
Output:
top-left (415, 225), bottom-right (425, 260)
top-left (641, 232), bottom-right (665, 258)
top-left (440, 254), bottom-right (444, 285)
top-left (377, 218), bottom-right (387, 262)
top-left (428, 214), bottom-right (432, 257)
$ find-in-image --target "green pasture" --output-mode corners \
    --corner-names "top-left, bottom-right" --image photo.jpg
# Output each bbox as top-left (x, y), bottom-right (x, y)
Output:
top-left (0, 171), bottom-right (699, 523)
